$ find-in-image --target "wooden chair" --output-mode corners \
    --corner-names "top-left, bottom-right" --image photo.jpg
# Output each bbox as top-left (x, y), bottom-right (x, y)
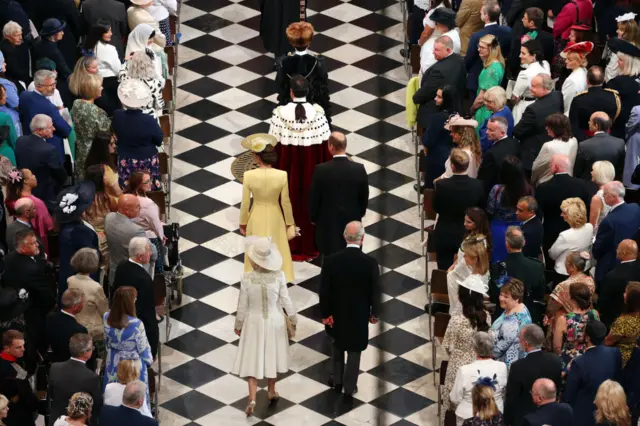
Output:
top-left (411, 44), bottom-right (421, 75)
top-left (432, 311), bottom-right (451, 386)
top-left (428, 269), bottom-right (449, 343)
top-left (162, 79), bottom-right (174, 106)
top-left (169, 15), bottom-right (177, 38)
top-left (165, 46), bottom-right (175, 75)
top-left (422, 188), bottom-right (436, 220)
top-left (160, 115), bottom-right (171, 142)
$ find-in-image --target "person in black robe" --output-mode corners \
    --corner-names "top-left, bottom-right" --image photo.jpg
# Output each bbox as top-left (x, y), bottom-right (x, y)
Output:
top-left (275, 21), bottom-right (331, 124)
top-left (259, 0), bottom-right (305, 58)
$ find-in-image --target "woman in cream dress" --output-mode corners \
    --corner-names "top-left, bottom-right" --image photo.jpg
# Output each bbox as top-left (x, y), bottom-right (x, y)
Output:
top-left (560, 42), bottom-right (592, 115)
top-left (232, 237), bottom-right (297, 417)
top-left (511, 39), bottom-right (550, 124)
top-left (239, 134), bottom-right (296, 282)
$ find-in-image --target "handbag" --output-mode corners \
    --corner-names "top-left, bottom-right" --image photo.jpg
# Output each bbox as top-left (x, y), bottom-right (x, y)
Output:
top-left (284, 309), bottom-right (295, 339)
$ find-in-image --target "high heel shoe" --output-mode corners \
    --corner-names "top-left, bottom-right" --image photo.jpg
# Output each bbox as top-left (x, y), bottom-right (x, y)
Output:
top-left (268, 392), bottom-right (280, 404)
top-left (245, 400), bottom-right (256, 417)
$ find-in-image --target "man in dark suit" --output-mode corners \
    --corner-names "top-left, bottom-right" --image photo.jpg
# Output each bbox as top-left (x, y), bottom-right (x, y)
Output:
top-left (100, 381), bottom-right (157, 426)
top-left (505, 324), bottom-right (563, 426)
top-left (5, 198), bottom-right (44, 256)
top-left (477, 116), bottom-right (519, 196)
top-left (432, 149), bottom-right (485, 270)
top-left (0, 330), bottom-right (38, 426)
top-left (81, 0), bottom-right (128, 60)
top-left (599, 240), bottom-right (640, 328)
top-left (45, 289), bottom-right (88, 364)
top-left (465, 2), bottom-right (511, 98)
top-left (3, 229), bottom-right (56, 356)
top-left (523, 378), bottom-right (573, 426)
top-left (593, 181), bottom-right (640, 284)
top-left (563, 320), bottom-right (622, 426)
top-left (516, 196), bottom-right (544, 259)
top-left (502, 227), bottom-right (546, 324)
top-left (573, 112), bottom-right (625, 180)
top-left (514, 74), bottom-right (564, 173)
top-left (309, 132), bottom-right (368, 257)
top-left (15, 114), bottom-right (67, 211)
top-left (569, 66), bottom-right (621, 142)
top-left (413, 34), bottom-right (466, 129)
top-left (507, 7), bottom-right (554, 78)
top-left (536, 155), bottom-right (592, 263)
top-left (48, 333), bottom-right (102, 426)
top-left (320, 221), bottom-right (380, 398)
top-left (112, 237), bottom-right (159, 357)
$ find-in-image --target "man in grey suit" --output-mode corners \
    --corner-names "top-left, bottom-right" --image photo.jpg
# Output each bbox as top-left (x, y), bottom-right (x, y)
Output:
top-left (81, 0), bottom-right (128, 60)
top-left (573, 112), bottom-right (626, 181)
top-left (48, 333), bottom-right (102, 426)
top-left (6, 198), bottom-right (44, 256)
top-left (104, 194), bottom-right (157, 289)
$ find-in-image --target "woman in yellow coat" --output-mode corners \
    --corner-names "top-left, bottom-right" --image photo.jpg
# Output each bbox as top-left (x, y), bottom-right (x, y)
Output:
top-left (239, 134), bottom-right (296, 282)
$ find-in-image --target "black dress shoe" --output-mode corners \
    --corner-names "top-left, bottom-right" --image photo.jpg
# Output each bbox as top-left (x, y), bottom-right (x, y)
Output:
top-left (328, 377), bottom-right (334, 387)
top-left (399, 48), bottom-right (408, 58)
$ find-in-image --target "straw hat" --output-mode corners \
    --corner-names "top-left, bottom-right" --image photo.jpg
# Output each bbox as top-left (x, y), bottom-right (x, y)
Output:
top-left (246, 237), bottom-right (283, 271)
top-left (118, 79), bottom-right (152, 109)
top-left (240, 133), bottom-right (277, 152)
top-left (459, 276), bottom-right (489, 296)
top-left (231, 134), bottom-right (278, 183)
top-left (444, 114), bottom-right (478, 130)
top-left (560, 41), bottom-right (594, 58)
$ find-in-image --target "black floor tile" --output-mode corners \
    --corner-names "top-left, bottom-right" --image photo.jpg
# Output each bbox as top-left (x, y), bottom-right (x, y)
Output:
top-left (300, 389), bottom-right (364, 419)
top-left (178, 99), bottom-right (231, 121)
top-left (369, 387), bottom-right (434, 418)
top-left (328, 101), bottom-right (348, 118)
top-left (351, 13), bottom-right (399, 32)
top-left (390, 420), bottom-right (420, 426)
top-left (299, 358), bottom-right (335, 385)
top-left (355, 98), bottom-right (405, 120)
top-left (297, 274), bottom-right (322, 294)
top-left (180, 77), bottom-right (232, 98)
top-left (323, 56), bottom-right (348, 72)
top-left (180, 245), bottom-right (229, 271)
top-left (298, 302), bottom-right (324, 323)
top-left (367, 168), bottom-right (414, 192)
top-left (177, 122), bottom-right (231, 144)
top-left (322, 422), bottom-right (347, 426)
top-left (183, 14), bottom-right (233, 33)
top-left (182, 273), bottom-right (228, 299)
top-left (186, 0), bottom-right (232, 12)
top-left (165, 360), bottom-right (227, 388)
top-left (353, 76), bottom-right (404, 97)
top-left (367, 193), bottom-right (416, 216)
top-left (238, 14), bottom-right (261, 32)
top-left (377, 299), bottom-right (425, 327)
top-left (358, 144), bottom-right (411, 167)
top-left (307, 0), bottom-right (343, 11)
top-left (237, 99), bottom-right (277, 121)
top-left (170, 300), bottom-right (228, 328)
top-left (161, 390), bottom-right (225, 420)
top-left (237, 77), bottom-right (278, 98)
top-left (173, 194), bottom-right (230, 218)
top-left (368, 357), bottom-right (432, 386)
top-left (181, 55), bottom-right (233, 75)
top-left (166, 329), bottom-right (227, 358)
top-left (366, 219), bottom-right (419, 243)
top-left (378, 271), bottom-right (423, 298)
top-left (368, 244), bottom-right (420, 270)
top-left (327, 79), bottom-right (348, 95)
top-left (307, 14), bottom-right (344, 32)
top-left (368, 328), bottom-right (428, 356)
top-left (236, 122), bottom-right (271, 137)
top-left (238, 35), bottom-right (268, 54)
top-left (237, 55), bottom-right (279, 75)
top-left (174, 169), bottom-right (230, 193)
top-left (183, 34), bottom-right (232, 54)
top-left (298, 331), bottom-right (333, 357)
top-left (352, 55), bottom-right (403, 75)
top-left (310, 34), bottom-right (346, 52)
top-left (356, 121), bottom-right (409, 144)
top-left (179, 219), bottom-right (229, 244)
top-left (230, 390), bottom-right (295, 420)
top-left (349, 0), bottom-right (398, 10)
top-left (175, 146), bottom-right (231, 168)
top-left (352, 34), bottom-right (402, 53)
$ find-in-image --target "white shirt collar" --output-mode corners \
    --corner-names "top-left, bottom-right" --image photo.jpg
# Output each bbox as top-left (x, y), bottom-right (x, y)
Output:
top-left (346, 244), bottom-right (361, 249)
top-left (522, 215), bottom-right (536, 224)
top-left (554, 172), bottom-right (570, 176)
top-left (129, 258), bottom-right (145, 268)
top-left (293, 96), bottom-right (307, 102)
top-left (294, 49), bottom-right (309, 56)
top-left (16, 218), bottom-right (31, 227)
top-left (333, 154), bottom-right (348, 158)
top-left (609, 201), bottom-right (625, 212)
top-left (70, 357), bottom-right (86, 364)
top-left (485, 22), bottom-right (497, 26)
top-left (594, 131), bottom-right (605, 135)
top-left (492, 135), bottom-right (507, 144)
top-left (621, 259), bottom-right (636, 264)
top-left (61, 310), bottom-right (75, 319)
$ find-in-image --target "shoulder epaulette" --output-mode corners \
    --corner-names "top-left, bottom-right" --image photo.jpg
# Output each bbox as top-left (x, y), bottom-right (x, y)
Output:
top-left (606, 88), bottom-right (622, 120)
top-left (604, 87), bottom-right (620, 95)
top-left (574, 90), bottom-right (588, 97)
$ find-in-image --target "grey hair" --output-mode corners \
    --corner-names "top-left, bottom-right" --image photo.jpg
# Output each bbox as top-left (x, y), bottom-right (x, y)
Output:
top-left (61, 288), bottom-right (84, 309)
top-left (535, 73), bottom-right (554, 91)
top-left (519, 195), bottom-right (537, 212)
top-left (472, 331), bottom-right (494, 358)
top-left (604, 181), bottom-right (626, 198)
top-left (343, 221), bottom-right (365, 243)
top-left (129, 237), bottom-right (150, 258)
top-left (521, 324), bottom-right (545, 349)
top-left (71, 248), bottom-right (100, 274)
top-left (505, 226), bottom-right (525, 249)
top-left (29, 114), bottom-right (52, 132)
top-left (488, 115), bottom-right (508, 133)
top-left (565, 251), bottom-right (588, 272)
top-left (618, 52), bottom-right (640, 77)
top-left (126, 51), bottom-right (156, 80)
top-left (2, 21), bottom-right (21, 38)
top-left (33, 70), bottom-right (56, 86)
top-left (484, 86), bottom-right (507, 110)
top-left (435, 35), bottom-right (453, 50)
top-left (123, 380), bottom-right (146, 406)
top-left (68, 333), bottom-right (92, 357)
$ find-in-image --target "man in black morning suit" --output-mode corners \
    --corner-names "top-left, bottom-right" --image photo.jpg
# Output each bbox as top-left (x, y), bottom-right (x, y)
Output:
top-left (573, 112), bottom-right (625, 181)
top-left (477, 116), bottom-right (519, 196)
top-left (319, 221), bottom-right (380, 398)
top-left (309, 132), bottom-right (368, 257)
top-left (516, 196), bottom-right (544, 260)
top-left (599, 240), bottom-right (640, 329)
top-left (504, 324), bottom-right (563, 426)
top-left (45, 288), bottom-right (88, 363)
top-left (432, 149), bottom-right (485, 270)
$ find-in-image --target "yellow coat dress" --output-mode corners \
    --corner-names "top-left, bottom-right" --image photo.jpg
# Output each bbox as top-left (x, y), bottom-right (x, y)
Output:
top-left (240, 167), bottom-right (295, 282)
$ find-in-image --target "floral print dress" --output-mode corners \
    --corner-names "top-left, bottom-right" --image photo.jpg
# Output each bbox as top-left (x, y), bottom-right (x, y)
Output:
top-left (561, 309), bottom-right (599, 374)
top-left (71, 100), bottom-right (111, 181)
top-left (490, 307), bottom-right (532, 369)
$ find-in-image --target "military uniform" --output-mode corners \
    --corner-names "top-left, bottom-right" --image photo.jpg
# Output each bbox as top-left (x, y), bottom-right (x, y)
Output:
top-left (568, 86), bottom-right (621, 142)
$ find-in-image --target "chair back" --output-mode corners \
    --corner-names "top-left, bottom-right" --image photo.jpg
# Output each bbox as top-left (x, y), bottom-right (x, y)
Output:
top-left (423, 188), bottom-right (436, 220)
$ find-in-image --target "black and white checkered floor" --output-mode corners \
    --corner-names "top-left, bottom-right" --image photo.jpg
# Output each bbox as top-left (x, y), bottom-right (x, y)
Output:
top-left (159, 0), bottom-right (442, 424)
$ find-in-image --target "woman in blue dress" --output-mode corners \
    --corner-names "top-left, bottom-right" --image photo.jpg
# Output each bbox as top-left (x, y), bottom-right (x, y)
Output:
top-left (103, 286), bottom-right (153, 411)
top-left (486, 156), bottom-right (533, 263)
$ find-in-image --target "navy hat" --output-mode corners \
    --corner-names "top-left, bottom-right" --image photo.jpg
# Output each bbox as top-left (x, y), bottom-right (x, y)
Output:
top-left (608, 37), bottom-right (640, 58)
top-left (40, 18), bottom-right (66, 37)
top-left (56, 181), bottom-right (96, 224)
top-left (431, 8), bottom-right (456, 29)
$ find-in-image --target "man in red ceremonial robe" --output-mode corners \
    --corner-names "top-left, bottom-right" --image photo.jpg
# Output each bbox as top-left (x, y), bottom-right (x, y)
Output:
top-left (268, 74), bottom-right (331, 261)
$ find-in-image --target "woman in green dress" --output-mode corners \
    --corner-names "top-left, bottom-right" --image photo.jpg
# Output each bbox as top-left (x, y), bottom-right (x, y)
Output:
top-left (0, 110), bottom-right (17, 166)
top-left (71, 70), bottom-right (111, 182)
top-left (472, 34), bottom-right (505, 129)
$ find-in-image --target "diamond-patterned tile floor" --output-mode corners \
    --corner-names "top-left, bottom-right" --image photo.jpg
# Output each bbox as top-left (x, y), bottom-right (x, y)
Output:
top-left (161, 0), bottom-right (441, 424)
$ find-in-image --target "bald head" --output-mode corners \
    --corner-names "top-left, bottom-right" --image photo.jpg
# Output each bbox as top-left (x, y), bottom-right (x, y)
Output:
top-left (550, 154), bottom-right (570, 174)
top-left (589, 111), bottom-right (612, 132)
top-left (343, 221), bottom-right (365, 246)
top-left (617, 239), bottom-right (638, 262)
top-left (533, 378), bottom-right (557, 402)
top-left (118, 194), bottom-right (141, 219)
top-left (328, 132), bottom-right (347, 154)
top-left (14, 197), bottom-right (34, 217)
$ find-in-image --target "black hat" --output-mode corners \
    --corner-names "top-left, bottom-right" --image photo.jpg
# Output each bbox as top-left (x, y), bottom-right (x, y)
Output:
top-left (40, 18), bottom-right (66, 37)
top-left (0, 287), bottom-right (30, 322)
top-left (55, 181), bottom-right (96, 224)
top-left (608, 37), bottom-right (640, 58)
top-left (431, 8), bottom-right (456, 29)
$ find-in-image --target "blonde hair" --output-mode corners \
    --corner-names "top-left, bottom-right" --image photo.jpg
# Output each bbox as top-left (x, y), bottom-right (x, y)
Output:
top-left (618, 20), bottom-right (640, 45)
top-left (116, 359), bottom-right (141, 384)
top-left (462, 234), bottom-right (490, 275)
top-left (0, 394), bottom-right (7, 425)
top-left (69, 56), bottom-right (97, 97)
top-left (591, 161), bottom-right (615, 185)
top-left (619, 52), bottom-right (640, 76)
top-left (74, 72), bottom-right (103, 100)
top-left (560, 197), bottom-right (587, 228)
top-left (567, 51), bottom-right (588, 68)
top-left (479, 34), bottom-right (505, 68)
top-left (452, 126), bottom-right (482, 165)
top-left (472, 384), bottom-right (500, 420)
top-left (594, 380), bottom-right (631, 426)
top-left (66, 392), bottom-right (93, 420)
